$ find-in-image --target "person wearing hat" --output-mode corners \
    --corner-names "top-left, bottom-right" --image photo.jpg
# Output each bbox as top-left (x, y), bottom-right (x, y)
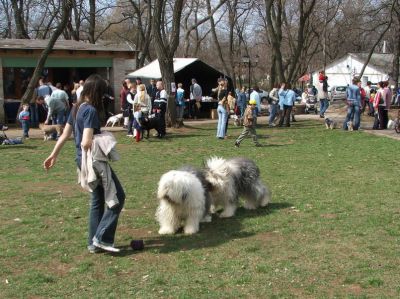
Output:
top-left (234, 99), bottom-right (262, 147)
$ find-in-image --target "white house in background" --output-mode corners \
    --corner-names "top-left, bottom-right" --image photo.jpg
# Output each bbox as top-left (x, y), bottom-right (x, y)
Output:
top-left (311, 53), bottom-right (394, 87)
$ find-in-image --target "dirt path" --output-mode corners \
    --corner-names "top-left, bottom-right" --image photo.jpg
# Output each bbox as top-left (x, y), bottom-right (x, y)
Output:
top-left (2, 102), bottom-right (399, 141)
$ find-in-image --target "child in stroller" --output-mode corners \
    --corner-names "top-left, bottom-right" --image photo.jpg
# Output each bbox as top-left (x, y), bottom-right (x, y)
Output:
top-left (0, 124), bottom-right (23, 145)
top-left (302, 90), bottom-right (318, 114)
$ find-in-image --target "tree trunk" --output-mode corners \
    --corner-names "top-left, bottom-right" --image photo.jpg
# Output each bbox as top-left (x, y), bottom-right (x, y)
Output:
top-left (20, 1), bottom-right (72, 104)
top-left (152, 0), bottom-right (185, 127)
top-left (11, 0), bottom-right (30, 39)
top-left (206, 0), bottom-right (230, 76)
top-left (392, 7), bottom-right (400, 91)
top-left (88, 0), bottom-right (96, 43)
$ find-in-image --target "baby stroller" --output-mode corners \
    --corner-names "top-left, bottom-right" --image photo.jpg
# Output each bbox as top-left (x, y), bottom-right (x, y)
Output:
top-left (305, 95), bottom-right (318, 114)
top-left (0, 124), bottom-right (9, 143)
top-left (0, 124), bottom-right (23, 145)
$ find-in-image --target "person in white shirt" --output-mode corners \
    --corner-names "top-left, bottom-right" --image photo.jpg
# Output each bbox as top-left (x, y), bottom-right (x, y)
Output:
top-left (76, 80), bottom-right (84, 101)
top-left (364, 81), bottom-right (373, 116)
top-left (153, 81), bottom-right (168, 138)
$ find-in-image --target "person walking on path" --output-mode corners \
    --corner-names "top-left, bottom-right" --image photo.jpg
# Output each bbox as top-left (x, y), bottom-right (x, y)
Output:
top-left (317, 75), bottom-right (329, 118)
top-left (343, 77), bottom-right (362, 130)
top-left (234, 99), bottom-right (262, 147)
top-left (43, 74), bottom-right (125, 253)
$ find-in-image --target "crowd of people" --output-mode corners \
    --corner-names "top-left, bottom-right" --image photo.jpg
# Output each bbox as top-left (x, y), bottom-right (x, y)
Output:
top-left (18, 77), bottom-right (114, 139)
top-left (16, 71), bottom-right (399, 142)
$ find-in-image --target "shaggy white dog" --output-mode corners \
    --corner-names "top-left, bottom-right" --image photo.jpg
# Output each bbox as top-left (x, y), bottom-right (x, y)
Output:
top-left (204, 157), bottom-right (271, 218)
top-left (156, 169), bottom-right (210, 235)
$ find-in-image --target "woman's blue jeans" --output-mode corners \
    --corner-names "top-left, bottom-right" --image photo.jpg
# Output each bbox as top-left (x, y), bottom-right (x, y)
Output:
top-left (216, 105), bottom-right (228, 138)
top-left (269, 103), bottom-right (278, 125)
top-left (89, 168), bottom-right (125, 246)
top-left (343, 104), bottom-right (360, 130)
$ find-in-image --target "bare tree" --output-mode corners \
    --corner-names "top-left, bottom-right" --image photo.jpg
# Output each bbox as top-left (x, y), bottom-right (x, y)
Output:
top-left (0, 0), bottom-right (13, 38)
top-left (392, 2), bottom-right (400, 91)
top-left (359, 0), bottom-right (396, 78)
top-left (152, 0), bottom-right (185, 126)
top-left (11, 0), bottom-right (30, 38)
top-left (21, 0), bottom-right (73, 104)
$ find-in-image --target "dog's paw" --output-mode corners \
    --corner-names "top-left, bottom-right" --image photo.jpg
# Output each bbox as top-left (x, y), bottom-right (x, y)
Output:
top-left (243, 201), bottom-right (258, 210)
top-left (219, 211), bottom-right (235, 218)
top-left (200, 214), bottom-right (212, 223)
top-left (158, 227), bottom-right (176, 235)
top-left (183, 225), bottom-right (199, 235)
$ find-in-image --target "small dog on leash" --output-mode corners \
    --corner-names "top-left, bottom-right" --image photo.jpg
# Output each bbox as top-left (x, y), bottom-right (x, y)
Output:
top-left (39, 123), bottom-right (64, 140)
top-left (347, 121), bottom-right (354, 131)
top-left (324, 118), bottom-right (336, 129)
top-left (105, 113), bottom-right (123, 127)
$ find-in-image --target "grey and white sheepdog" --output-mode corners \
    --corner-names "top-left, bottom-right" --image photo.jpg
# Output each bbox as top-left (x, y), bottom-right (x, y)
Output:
top-left (204, 157), bottom-right (271, 218)
top-left (155, 166), bottom-right (212, 235)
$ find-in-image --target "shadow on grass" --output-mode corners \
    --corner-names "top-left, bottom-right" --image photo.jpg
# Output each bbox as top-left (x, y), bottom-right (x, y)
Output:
top-left (112, 201), bottom-right (292, 256)
top-left (182, 124), bottom-right (215, 131)
top-left (0, 145), bottom-right (38, 150)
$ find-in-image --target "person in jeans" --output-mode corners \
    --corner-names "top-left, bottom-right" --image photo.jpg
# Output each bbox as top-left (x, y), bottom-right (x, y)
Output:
top-left (343, 77), bottom-right (361, 130)
top-left (18, 104), bottom-right (30, 138)
top-left (153, 80), bottom-right (168, 138)
top-left (44, 84), bottom-right (70, 139)
top-left (213, 79), bottom-right (228, 139)
top-left (175, 83), bottom-right (185, 127)
top-left (278, 83), bottom-right (296, 127)
top-left (44, 74), bottom-right (125, 253)
top-left (317, 75), bottom-right (329, 118)
top-left (189, 78), bottom-right (202, 119)
top-left (268, 83), bottom-right (280, 127)
top-left (234, 99), bottom-right (262, 147)
top-left (236, 86), bottom-right (247, 119)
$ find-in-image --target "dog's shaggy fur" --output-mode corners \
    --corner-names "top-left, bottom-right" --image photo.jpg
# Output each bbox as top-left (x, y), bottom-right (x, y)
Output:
top-left (39, 123), bottom-right (64, 140)
top-left (325, 118), bottom-right (336, 129)
top-left (155, 167), bottom-right (211, 235)
top-left (347, 121), bottom-right (354, 131)
top-left (105, 113), bottom-right (123, 127)
top-left (204, 157), bottom-right (271, 218)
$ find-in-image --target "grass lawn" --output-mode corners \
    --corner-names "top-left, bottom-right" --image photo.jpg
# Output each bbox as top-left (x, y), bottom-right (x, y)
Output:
top-left (1, 120), bottom-right (399, 298)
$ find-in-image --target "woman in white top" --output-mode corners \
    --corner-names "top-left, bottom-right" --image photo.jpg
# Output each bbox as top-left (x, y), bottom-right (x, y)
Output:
top-left (132, 84), bottom-right (152, 114)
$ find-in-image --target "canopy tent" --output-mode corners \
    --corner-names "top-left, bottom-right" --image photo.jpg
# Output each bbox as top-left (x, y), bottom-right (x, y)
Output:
top-left (127, 58), bottom-right (233, 98)
top-left (298, 73), bottom-right (311, 82)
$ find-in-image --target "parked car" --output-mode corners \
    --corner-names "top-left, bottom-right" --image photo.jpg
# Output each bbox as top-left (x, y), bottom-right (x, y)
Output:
top-left (328, 86), bottom-right (347, 101)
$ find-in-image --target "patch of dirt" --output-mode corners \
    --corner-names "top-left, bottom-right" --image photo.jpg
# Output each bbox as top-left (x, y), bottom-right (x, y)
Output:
top-left (346, 284), bottom-right (363, 295)
top-left (29, 181), bottom-right (82, 198)
top-left (320, 213), bottom-right (338, 219)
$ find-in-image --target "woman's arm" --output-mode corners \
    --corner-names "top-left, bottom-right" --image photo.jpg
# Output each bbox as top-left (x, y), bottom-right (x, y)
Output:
top-left (127, 93), bottom-right (135, 105)
top-left (43, 123), bottom-right (73, 170)
top-left (81, 128), bottom-right (94, 152)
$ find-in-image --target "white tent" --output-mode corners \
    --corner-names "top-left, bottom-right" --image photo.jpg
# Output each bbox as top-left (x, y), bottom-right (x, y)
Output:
top-left (127, 58), bottom-right (198, 79)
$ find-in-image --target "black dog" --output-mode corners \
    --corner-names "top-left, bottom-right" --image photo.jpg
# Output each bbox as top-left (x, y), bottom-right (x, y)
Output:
top-left (141, 116), bottom-right (162, 138)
